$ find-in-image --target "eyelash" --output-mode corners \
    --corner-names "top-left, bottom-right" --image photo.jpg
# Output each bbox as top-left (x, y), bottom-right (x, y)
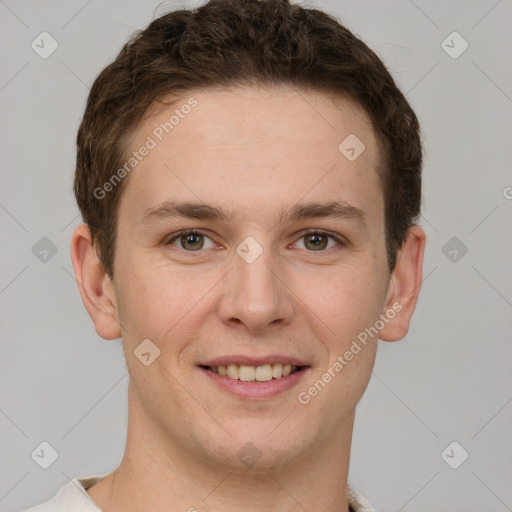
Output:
top-left (164, 228), bottom-right (347, 252)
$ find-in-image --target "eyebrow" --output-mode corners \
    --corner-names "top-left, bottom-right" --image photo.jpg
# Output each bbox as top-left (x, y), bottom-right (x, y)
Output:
top-left (139, 200), bottom-right (366, 227)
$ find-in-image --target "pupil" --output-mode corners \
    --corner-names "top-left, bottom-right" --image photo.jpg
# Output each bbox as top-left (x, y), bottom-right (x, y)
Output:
top-left (307, 234), bottom-right (327, 250)
top-left (183, 234), bottom-right (203, 250)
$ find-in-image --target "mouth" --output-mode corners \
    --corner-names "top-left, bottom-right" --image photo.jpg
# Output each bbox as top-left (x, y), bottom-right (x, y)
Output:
top-left (198, 360), bottom-right (311, 399)
top-left (200, 363), bottom-right (305, 381)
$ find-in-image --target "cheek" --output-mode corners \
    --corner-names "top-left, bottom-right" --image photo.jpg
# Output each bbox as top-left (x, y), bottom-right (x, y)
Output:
top-left (297, 262), bottom-right (385, 337)
top-left (311, 269), bottom-right (382, 393)
top-left (114, 261), bottom-right (170, 339)
top-left (115, 258), bottom-right (217, 344)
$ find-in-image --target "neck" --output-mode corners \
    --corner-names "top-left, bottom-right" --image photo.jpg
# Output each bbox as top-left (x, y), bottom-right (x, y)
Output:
top-left (87, 385), bottom-right (355, 512)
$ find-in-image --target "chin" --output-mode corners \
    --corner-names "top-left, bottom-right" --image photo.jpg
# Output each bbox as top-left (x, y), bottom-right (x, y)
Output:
top-left (200, 420), bottom-right (314, 471)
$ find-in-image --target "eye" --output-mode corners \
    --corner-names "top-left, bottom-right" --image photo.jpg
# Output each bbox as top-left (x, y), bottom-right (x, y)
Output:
top-left (165, 230), bottom-right (216, 251)
top-left (293, 229), bottom-right (345, 251)
top-left (164, 228), bottom-right (345, 253)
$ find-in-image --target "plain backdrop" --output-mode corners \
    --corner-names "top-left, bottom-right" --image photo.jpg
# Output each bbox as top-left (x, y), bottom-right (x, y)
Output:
top-left (1, 1), bottom-right (511, 511)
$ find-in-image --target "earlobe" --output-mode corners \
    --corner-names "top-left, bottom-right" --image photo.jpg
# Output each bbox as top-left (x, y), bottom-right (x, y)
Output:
top-left (379, 225), bottom-right (426, 342)
top-left (70, 224), bottom-right (122, 340)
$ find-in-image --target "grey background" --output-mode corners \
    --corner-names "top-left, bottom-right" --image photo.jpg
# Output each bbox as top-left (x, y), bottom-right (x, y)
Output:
top-left (1, 0), bottom-right (511, 511)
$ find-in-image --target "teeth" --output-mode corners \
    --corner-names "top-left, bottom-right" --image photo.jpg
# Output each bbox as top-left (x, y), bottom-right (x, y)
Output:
top-left (239, 364), bottom-right (255, 381)
top-left (209, 363), bottom-right (300, 381)
top-left (272, 363), bottom-right (282, 378)
top-left (227, 364), bottom-right (239, 379)
top-left (255, 364), bottom-right (273, 382)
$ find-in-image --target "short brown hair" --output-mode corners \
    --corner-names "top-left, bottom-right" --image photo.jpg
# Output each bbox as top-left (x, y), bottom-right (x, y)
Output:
top-left (74, 0), bottom-right (422, 279)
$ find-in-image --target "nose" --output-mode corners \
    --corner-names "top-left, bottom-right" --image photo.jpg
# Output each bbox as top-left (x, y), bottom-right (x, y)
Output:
top-left (217, 245), bottom-right (294, 334)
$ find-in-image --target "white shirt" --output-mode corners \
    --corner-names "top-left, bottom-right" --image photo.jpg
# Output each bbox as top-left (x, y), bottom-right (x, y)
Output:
top-left (21, 475), bottom-right (377, 512)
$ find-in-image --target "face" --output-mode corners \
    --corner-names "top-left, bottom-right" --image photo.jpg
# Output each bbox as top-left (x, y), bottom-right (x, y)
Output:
top-left (109, 86), bottom-right (393, 469)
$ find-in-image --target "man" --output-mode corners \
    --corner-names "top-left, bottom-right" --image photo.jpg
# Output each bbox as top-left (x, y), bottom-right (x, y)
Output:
top-left (23, 0), bottom-right (425, 510)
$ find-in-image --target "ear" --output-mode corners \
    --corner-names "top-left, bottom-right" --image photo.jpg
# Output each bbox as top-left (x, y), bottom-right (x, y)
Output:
top-left (379, 225), bottom-right (426, 342)
top-left (70, 224), bottom-right (121, 340)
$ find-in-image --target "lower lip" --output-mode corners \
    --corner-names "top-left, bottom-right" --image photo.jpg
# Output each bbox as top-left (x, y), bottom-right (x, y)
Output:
top-left (200, 366), bottom-right (311, 399)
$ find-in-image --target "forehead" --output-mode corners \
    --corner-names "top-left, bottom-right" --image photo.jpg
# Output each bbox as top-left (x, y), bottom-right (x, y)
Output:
top-left (118, 85), bottom-right (383, 230)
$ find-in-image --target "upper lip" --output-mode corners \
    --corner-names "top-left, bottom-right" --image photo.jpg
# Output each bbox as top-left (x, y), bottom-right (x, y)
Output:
top-left (200, 355), bottom-right (309, 367)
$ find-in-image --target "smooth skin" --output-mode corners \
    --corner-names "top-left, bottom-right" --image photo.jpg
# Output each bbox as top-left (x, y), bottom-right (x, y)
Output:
top-left (71, 85), bottom-right (426, 512)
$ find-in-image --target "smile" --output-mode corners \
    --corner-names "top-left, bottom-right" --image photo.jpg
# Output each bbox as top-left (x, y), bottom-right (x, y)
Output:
top-left (203, 363), bottom-right (302, 381)
top-left (199, 362), bottom-right (310, 399)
